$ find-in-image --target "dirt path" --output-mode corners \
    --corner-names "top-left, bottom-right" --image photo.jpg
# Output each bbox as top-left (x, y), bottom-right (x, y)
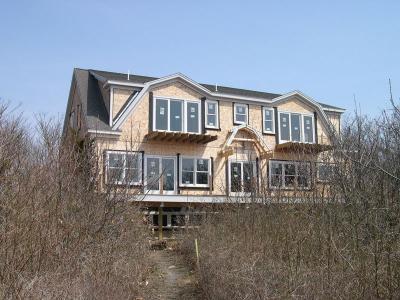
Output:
top-left (143, 249), bottom-right (203, 300)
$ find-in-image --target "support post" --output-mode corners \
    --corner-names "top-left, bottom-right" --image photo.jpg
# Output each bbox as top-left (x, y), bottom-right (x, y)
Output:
top-left (195, 238), bottom-right (200, 267)
top-left (158, 205), bottom-right (163, 240)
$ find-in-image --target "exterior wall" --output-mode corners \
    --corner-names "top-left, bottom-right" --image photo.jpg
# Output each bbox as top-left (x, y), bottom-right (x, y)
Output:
top-left (326, 112), bottom-right (341, 133)
top-left (98, 80), bottom-right (110, 116)
top-left (112, 87), bottom-right (134, 120)
top-left (67, 80), bottom-right (86, 139)
top-left (278, 97), bottom-right (330, 144)
top-left (94, 81), bottom-right (341, 201)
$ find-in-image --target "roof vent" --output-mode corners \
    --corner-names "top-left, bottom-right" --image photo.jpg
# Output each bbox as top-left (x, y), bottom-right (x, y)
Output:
top-left (127, 70), bottom-right (130, 81)
top-left (215, 84), bottom-right (218, 92)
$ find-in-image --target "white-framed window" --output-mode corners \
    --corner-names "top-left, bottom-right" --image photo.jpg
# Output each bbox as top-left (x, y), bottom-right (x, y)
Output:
top-left (179, 157), bottom-right (210, 187)
top-left (234, 103), bottom-right (248, 124)
top-left (229, 160), bottom-right (257, 193)
top-left (205, 100), bottom-right (219, 129)
top-left (269, 160), bottom-right (311, 190)
top-left (262, 107), bottom-right (275, 133)
top-left (153, 97), bottom-right (201, 134)
top-left (106, 151), bottom-right (142, 185)
top-left (145, 155), bottom-right (177, 194)
top-left (278, 112), bottom-right (315, 143)
top-left (316, 162), bottom-right (337, 182)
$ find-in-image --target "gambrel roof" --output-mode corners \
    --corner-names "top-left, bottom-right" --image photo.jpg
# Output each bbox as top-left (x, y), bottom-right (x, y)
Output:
top-left (63, 68), bottom-right (345, 136)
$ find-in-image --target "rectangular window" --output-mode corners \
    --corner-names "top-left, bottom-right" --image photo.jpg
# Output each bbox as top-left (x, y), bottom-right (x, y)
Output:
top-left (262, 107), bottom-right (275, 133)
top-left (205, 100), bottom-right (219, 129)
top-left (180, 157), bottom-right (210, 187)
top-left (290, 113), bottom-right (301, 142)
top-left (279, 113), bottom-right (290, 141)
top-left (146, 157), bottom-right (160, 191)
top-left (234, 103), bottom-right (248, 124)
top-left (229, 161), bottom-right (256, 193)
top-left (269, 160), bottom-right (311, 189)
top-left (303, 115), bottom-right (314, 143)
top-left (316, 162), bottom-right (337, 182)
top-left (162, 158), bottom-right (175, 191)
top-left (155, 99), bottom-right (168, 131)
top-left (278, 112), bottom-right (315, 143)
top-left (186, 102), bottom-right (200, 133)
top-left (181, 158), bottom-right (194, 185)
top-left (230, 162), bottom-right (242, 192)
top-left (106, 151), bottom-right (142, 185)
top-left (145, 156), bottom-right (177, 194)
top-left (153, 98), bottom-right (201, 134)
top-left (170, 100), bottom-right (183, 131)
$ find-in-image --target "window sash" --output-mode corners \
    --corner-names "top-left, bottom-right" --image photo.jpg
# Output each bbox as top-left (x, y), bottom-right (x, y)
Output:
top-left (179, 157), bottom-right (210, 187)
top-left (155, 99), bottom-right (168, 131)
top-left (303, 115), bottom-right (314, 143)
top-left (278, 112), bottom-right (315, 144)
top-left (269, 160), bottom-right (311, 189)
top-left (229, 161), bottom-right (257, 193)
top-left (205, 100), bottom-right (219, 128)
top-left (234, 104), bottom-right (248, 124)
top-left (290, 114), bottom-right (301, 142)
top-left (170, 100), bottom-right (183, 131)
top-left (106, 151), bottom-right (142, 185)
top-left (144, 156), bottom-right (177, 194)
top-left (279, 113), bottom-right (290, 141)
top-left (153, 97), bottom-right (201, 134)
top-left (262, 107), bottom-right (275, 133)
top-left (186, 102), bottom-right (200, 133)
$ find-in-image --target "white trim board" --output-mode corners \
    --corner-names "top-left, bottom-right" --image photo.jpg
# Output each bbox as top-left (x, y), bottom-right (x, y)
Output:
top-left (129, 194), bottom-right (334, 204)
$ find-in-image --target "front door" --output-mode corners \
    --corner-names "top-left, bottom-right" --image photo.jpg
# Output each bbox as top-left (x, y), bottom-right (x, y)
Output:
top-left (145, 156), bottom-right (176, 194)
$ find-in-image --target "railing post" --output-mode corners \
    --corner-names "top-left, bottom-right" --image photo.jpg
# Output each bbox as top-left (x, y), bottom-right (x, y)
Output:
top-left (158, 204), bottom-right (163, 240)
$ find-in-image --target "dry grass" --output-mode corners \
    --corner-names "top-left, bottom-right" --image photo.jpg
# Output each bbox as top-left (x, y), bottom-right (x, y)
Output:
top-left (181, 104), bottom-right (400, 299)
top-left (0, 104), bottom-right (150, 299)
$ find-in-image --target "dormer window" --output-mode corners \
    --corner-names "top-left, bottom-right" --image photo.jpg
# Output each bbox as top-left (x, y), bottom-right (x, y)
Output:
top-left (234, 103), bottom-right (248, 125)
top-left (153, 97), bottom-right (201, 134)
top-left (278, 112), bottom-right (315, 143)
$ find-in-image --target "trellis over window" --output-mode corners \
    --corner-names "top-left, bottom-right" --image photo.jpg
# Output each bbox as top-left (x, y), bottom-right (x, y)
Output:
top-left (219, 124), bottom-right (272, 158)
top-left (105, 150), bottom-right (143, 185)
top-left (269, 160), bottom-right (312, 190)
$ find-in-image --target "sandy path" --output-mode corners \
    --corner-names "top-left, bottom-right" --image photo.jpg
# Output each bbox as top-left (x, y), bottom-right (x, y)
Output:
top-left (143, 249), bottom-right (202, 300)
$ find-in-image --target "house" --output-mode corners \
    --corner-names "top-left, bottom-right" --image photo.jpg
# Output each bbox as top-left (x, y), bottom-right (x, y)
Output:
top-left (63, 68), bottom-right (344, 228)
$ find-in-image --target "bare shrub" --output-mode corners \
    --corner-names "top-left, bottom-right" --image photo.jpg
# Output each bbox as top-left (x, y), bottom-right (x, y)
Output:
top-left (0, 103), bottom-right (149, 299)
top-left (181, 100), bottom-right (400, 299)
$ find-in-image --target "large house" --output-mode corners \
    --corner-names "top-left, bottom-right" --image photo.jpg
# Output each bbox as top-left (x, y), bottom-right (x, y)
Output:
top-left (63, 68), bottom-right (344, 227)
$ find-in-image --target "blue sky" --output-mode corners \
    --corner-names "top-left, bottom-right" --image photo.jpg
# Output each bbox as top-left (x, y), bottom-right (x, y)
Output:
top-left (0, 0), bottom-right (399, 123)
